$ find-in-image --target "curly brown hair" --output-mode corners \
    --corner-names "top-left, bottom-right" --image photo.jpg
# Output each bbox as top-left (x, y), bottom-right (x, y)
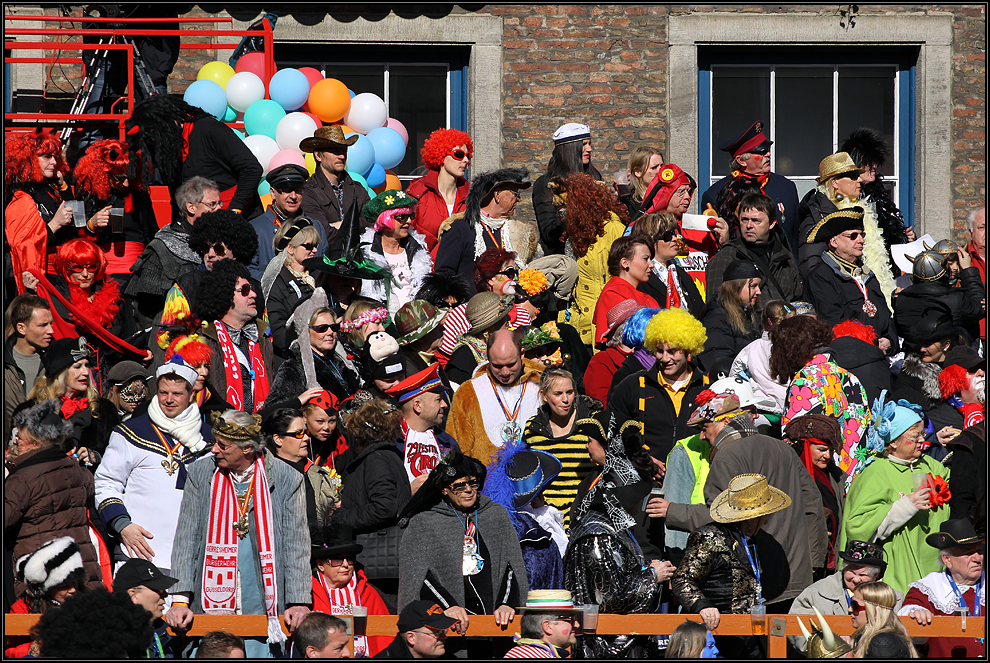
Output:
top-left (560, 172), bottom-right (628, 258)
top-left (769, 315), bottom-right (835, 382)
top-left (341, 398), bottom-right (401, 452)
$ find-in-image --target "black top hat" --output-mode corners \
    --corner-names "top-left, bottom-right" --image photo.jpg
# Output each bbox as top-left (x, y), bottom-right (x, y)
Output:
top-left (112, 558), bottom-right (179, 594)
top-left (926, 518), bottom-right (986, 550)
top-left (303, 203), bottom-right (394, 283)
top-left (838, 540), bottom-right (887, 572)
top-left (42, 336), bottom-right (93, 378)
top-left (312, 521), bottom-right (364, 561)
top-left (719, 121), bottom-right (772, 158)
top-left (266, 164), bottom-right (309, 189)
top-left (805, 206), bottom-right (866, 244)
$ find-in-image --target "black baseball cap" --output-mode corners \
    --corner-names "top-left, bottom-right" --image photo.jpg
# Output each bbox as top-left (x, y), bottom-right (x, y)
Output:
top-left (112, 558), bottom-right (178, 594)
top-left (396, 601), bottom-right (459, 633)
top-left (943, 346), bottom-right (985, 372)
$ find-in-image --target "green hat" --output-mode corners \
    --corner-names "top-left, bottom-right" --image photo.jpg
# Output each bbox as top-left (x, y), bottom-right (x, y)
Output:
top-left (394, 299), bottom-right (446, 346)
top-left (362, 189), bottom-right (418, 225)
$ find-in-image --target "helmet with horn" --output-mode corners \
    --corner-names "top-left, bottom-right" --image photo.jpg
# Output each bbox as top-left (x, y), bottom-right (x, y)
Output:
top-left (803, 607), bottom-right (852, 658)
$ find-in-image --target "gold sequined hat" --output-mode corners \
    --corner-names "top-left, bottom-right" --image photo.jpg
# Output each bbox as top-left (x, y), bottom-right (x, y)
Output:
top-left (709, 473), bottom-right (792, 523)
top-left (817, 151), bottom-right (865, 183)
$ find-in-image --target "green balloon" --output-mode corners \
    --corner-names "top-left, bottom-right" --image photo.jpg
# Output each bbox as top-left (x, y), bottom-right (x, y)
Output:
top-left (347, 170), bottom-right (375, 198)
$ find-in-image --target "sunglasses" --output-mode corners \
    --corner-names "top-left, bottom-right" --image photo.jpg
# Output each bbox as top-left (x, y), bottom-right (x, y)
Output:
top-left (849, 599), bottom-right (866, 615)
top-left (656, 229), bottom-right (677, 243)
top-left (280, 429), bottom-right (307, 439)
top-left (448, 478), bottom-right (480, 494)
top-left (235, 283), bottom-right (255, 297)
top-left (839, 231), bottom-right (864, 241)
top-left (66, 263), bottom-right (98, 274)
top-left (327, 556), bottom-right (356, 567)
top-left (392, 213), bottom-right (414, 223)
top-left (199, 242), bottom-right (228, 255)
top-left (311, 323), bottom-right (340, 334)
top-left (297, 242), bottom-right (319, 251)
top-left (448, 148), bottom-right (470, 161)
top-left (498, 268), bottom-right (519, 280)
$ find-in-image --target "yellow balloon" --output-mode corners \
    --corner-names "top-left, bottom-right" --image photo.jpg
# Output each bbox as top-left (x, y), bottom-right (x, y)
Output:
top-left (198, 61), bottom-right (236, 89)
top-left (305, 152), bottom-right (317, 176)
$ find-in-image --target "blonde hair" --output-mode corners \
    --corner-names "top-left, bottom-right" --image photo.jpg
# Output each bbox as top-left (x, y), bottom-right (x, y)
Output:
top-left (27, 361), bottom-right (100, 414)
top-left (632, 212), bottom-right (677, 244)
top-left (644, 307), bottom-right (707, 355)
top-left (851, 581), bottom-right (918, 658)
top-left (627, 146), bottom-right (663, 199)
top-left (278, 224), bottom-right (320, 267)
top-left (539, 366), bottom-right (575, 396)
top-left (665, 620), bottom-right (707, 658)
top-left (309, 306), bottom-right (335, 326)
top-left (719, 278), bottom-right (761, 336)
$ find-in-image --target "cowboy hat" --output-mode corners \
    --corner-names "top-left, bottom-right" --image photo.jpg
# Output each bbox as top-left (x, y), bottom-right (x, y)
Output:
top-left (925, 518), bottom-right (985, 550)
top-left (709, 473), bottom-right (791, 523)
top-left (299, 125), bottom-right (359, 152)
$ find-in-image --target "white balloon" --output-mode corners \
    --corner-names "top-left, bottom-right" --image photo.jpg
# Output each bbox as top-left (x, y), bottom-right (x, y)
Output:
top-left (344, 92), bottom-right (388, 135)
top-left (225, 71), bottom-right (266, 112)
top-left (275, 112), bottom-right (319, 152)
top-left (243, 134), bottom-right (280, 177)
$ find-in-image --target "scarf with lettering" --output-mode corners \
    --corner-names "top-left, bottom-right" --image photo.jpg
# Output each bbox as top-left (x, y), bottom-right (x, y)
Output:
top-left (214, 320), bottom-right (270, 413)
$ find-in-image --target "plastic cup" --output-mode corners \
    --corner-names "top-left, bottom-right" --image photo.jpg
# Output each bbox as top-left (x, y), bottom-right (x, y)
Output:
top-left (351, 605), bottom-right (368, 636)
top-left (912, 473), bottom-right (931, 492)
top-left (580, 604), bottom-right (599, 632)
top-left (110, 208), bottom-right (124, 233)
top-left (66, 200), bottom-right (87, 227)
top-left (613, 170), bottom-right (630, 196)
top-left (751, 603), bottom-right (766, 635)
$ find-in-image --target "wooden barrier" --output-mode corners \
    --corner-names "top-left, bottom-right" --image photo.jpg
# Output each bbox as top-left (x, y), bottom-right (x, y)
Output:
top-left (4, 612), bottom-right (983, 658)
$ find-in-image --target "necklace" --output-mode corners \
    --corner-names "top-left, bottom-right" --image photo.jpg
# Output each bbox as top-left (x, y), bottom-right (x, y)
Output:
top-left (233, 479), bottom-right (254, 538)
top-left (489, 375), bottom-right (527, 443)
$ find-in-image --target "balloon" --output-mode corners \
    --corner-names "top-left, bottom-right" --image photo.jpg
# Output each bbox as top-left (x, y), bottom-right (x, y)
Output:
top-left (243, 134), bottom-right (280, 177)
top-left (344, 133), bottom-right (375, 177)
top-left (304, 152), bottom-right (317, 176)
top-left (268, 149), bottom-right (306, 172)
top-left (347, 170), bottom-right (375, 198)
top-left (331, 122), bottom-right (356, 134)
top-left (384, 118), bottom-right (408, 145)
top-left (302, 112), bottom-right (323, 129)
top-left (225, 71), bottom-right (265, 112)
top-left (223, 105), bottom-right (237, 122)
top-left (183, 79), bottom-right (227, 120)
top-left (269, 68), bottom-right (311, 111)
top-left (258, 180), bottom-right (271, 196)
top-left (365, 163), bottom-right (387, 189)
top-left (384, 169), bottom-right (402, 191)
top-left (367, 127), bottom-right (406, 170)
top-left (243, 99), bottom-right (285, 139)
top-left (275, 112), bottom-right (319, 152)
top-left (298, 67), bottom-right (324, 89)
top-left (349, 89), bottom-right (355, 98)
top-left (260, 192), bottom-right (273, 208)
top-left (344, 93), bottom-right (388, 135)
top-left (197, 61), bottom-right (236, 88)
top-left (373, 182), bottom-right (388, 195)
top-left (235, 51), bottom-right (277, 87)
top-left (230, 127), bottom-right (246, 140)
top-left (308, 78), bottom-right (351, 123)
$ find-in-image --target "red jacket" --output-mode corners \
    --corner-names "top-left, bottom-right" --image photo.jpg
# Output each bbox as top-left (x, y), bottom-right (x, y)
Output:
top-left (311, 569), bottom-right (391, 658)
top-left (592, 276), bottom-right (659, 346)
top-left (968, 241), bottom-right (985, 339)
top-left (583, 346), bottom-right (631, 407)
top-left (406, 170), bottom-right (469, 255)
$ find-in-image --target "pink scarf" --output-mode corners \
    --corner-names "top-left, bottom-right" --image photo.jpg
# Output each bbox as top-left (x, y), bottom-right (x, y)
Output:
top-left (202, 457), bottom-right (284, 643)
top-left (214, 320), bottom-right (270, 413)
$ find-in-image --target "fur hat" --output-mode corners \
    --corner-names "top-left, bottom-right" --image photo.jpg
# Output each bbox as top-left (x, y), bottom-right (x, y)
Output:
top-left (15, 537), bottom-right (85, 597)
top-left (840, 127), bottom-right (889, 170)
top-left (464, 168), bottom-right (531, 225)
top-left (784, 414), bottom-right (843, 452)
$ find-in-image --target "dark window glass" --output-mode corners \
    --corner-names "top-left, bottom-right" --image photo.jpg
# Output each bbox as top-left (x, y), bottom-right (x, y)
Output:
top-left (317, 64), bottom-right (385, 101)
top-left (711, 67), bottom-right (770, 177)
top-left (387, 65), bottom-right (447, 177)
top-left (774, 67), bottom-right (833, 177)
top-left (838, 66), bottom-right (897, 177)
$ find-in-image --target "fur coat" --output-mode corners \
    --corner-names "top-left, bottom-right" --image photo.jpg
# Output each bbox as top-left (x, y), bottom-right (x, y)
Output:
top-left (266, 339), bottom-right (361, 407)
top-left (356, 227), bottom-right (433, 315)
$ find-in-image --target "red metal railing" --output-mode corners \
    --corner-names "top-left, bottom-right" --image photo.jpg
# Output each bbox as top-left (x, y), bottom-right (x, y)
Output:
top-left (4, 14), bottom-right (273, 141)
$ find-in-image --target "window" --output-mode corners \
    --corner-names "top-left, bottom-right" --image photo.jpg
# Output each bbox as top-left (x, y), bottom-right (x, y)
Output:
top-left (699, 47), bottom-right (916, 226)
top-left (275, 44), bottom-right (469, 179)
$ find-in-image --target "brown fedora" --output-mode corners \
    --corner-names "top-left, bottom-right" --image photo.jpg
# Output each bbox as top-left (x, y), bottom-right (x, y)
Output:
top-left (299, 125), bottom-right (359, 153)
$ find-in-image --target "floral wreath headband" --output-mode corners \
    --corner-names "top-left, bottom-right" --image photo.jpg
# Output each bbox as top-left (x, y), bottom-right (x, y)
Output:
top-left (339, 307), bottom-right (389, 333)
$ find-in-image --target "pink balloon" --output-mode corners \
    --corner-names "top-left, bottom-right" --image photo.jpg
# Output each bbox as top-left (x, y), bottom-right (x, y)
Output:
top-left (385, 117), bottom-right (408, 145)
top-left (268, 149), bottom-right (307, 172)
top-left (298, 67), bottom-right (324, 88)
top-left (235, 51), bottom-right (277, 93)
top-left (303, 111), bottom-right (323, 129)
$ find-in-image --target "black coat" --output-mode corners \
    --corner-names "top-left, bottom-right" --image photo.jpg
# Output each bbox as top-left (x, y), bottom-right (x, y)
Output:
top-left (266, 266), bottom-right (315, 357)
top-left (531, 169), bottom-right (604, 255)
top-left (266, 342), bottom-right (361, 408)
top-left (181, 116), bottom-right (263, 219)
top-left (609, 350), bottom-right (655, 398)
top-left (637, 264), bottom-right (706, 320)
top-left (698, 306), bottom-right (760, 373)
top-left (705, 232), bottom-right (803, 308)
top-left (829, 336), bottom-right (891, 404)
top-left (893, 267), bottom-right (985, 346)
top-left (796, 189), bottom-right (838, 279)
top-left (701, 172), bottom-right (800, 256)
top-left (947, 422), bottom-right (987, 527)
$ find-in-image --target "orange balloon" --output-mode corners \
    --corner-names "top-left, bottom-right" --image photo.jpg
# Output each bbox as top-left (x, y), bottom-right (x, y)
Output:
top-left (384, 170), bottom-right (402, 191)
top-left (260, 193), bottom-right (273, 209)
top-left (372, 183), bottom-right (388, 195)
top-left (308, 78), bottom-right (351, 123)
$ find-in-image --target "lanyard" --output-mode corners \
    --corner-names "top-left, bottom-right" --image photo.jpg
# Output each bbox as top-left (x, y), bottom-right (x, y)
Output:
top-left (483, 224), bottom-right (503, 250)
top-left (448, 504), bottom-right (479, 538)
top-left (489, 375), bottom-right (526, 423)
top-left (742, 536), bottom-right (763, 604)
top-left (149, 631), bottom-right (164, 658)
top-left (151, 423), bottom-right (182, 457)
top-left (946, 571), bottom-right (982, 617)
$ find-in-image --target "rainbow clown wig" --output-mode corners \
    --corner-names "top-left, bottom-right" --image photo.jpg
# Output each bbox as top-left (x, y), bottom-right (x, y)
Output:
top-left (164, 333), bottom-right (213, 368)
top-left (643, 307), bottom-right (707, 356)
top-left (4, 130), bottom-right (66, 190)
top-left (420, 128), bottom-right (474, 170)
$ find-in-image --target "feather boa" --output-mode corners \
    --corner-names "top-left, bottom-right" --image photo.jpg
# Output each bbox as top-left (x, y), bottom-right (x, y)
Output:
top-left (67, 278), bottom-right (121, 328)
top-left (820, 183), bottom-right (897, 308)
top-left (357, 227), bottom-right (433, 313)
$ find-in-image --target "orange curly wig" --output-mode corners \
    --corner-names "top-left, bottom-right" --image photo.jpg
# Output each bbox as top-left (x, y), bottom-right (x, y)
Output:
top-left (4, 130), bottom-right (67, 190)
top-left (938, 363), bottom-right (970, 400)
top-left (561, 172), bottom-right (629, 258)
top-left (832, 319), bottom-right (877, 345)
top-left (53, 238), bottom-right (108, 282)
top-left (73, 139), bottom-right (129, 200)
top-left (420, 128), bottom-right (474, 170)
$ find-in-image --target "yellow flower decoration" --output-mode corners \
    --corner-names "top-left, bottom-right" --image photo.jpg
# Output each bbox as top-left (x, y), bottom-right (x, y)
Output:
top-left (518, 268), bottom-right (549, 296)
top-left (385, 195), bottom-right (394, 205)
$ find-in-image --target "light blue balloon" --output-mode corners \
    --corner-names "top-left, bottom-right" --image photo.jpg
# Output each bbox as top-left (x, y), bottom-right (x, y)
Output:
top-left (230, 127), bottom-right (246, 140)
top-left (269, 68), bottom-right (311, 111)
top-left (344, 132), bottom-right (376, 177)
top-left (183, 79), bottom-right (227, 120)
top-left (347, 170), bottom-right (375, 198)
top-left (243, 99), bottom-right (286, 139)
top-left (367, 126), bottom-right (406, 170)
top-left (348, 88), bottom-right (355, 99)
top-left (258, 180), bottom-right (271, 196)
top-left (365, 163), bottom-right (387, 189)
top-left (223, 105), bottom-right (237, 122)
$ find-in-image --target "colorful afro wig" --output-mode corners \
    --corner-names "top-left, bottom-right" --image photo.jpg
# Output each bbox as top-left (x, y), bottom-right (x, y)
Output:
top-left (164, 333), bottom-right (213, 368)
top-left (4, 130), bottom-right (67, 191)
top-left (420, 128), bottom-right (474, 170)
top-left (938, 363), bottom-right (970, 400)
top-left (53, 238), bottom-right (109, 282)
top-left (73, 139), bottom-right (130, 200)
top-left (644, 306), bottom-right (707, 356)
top-left (621, 307), bottom-right (661, 350)
top-left (832, 319), bottom-right (877, 345)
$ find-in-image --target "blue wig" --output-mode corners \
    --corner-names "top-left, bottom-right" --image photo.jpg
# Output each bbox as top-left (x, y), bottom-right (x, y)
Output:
top-left (622, 307), bottom-right (660, 349)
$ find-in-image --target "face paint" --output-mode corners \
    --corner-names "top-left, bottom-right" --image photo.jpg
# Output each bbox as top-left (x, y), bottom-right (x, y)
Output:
top-left (970, 375), bottom-right (986, 404)
top-left (701, 631), bottom-right (720, 659)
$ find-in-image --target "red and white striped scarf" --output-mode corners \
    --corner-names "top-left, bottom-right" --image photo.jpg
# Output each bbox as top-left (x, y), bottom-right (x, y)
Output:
top-left (214, 320), bottom-right (270, 413)
top-left (202, 457), bottom-right (284, 643)
top-left (317, 571), bottom-right (367, 656)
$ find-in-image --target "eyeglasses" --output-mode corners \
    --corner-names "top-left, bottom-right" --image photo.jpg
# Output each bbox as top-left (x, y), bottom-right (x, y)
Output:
top-left (280, 429), bottom-right (307, 439)
top-left (655, 229), bottom-right (677, 243)
top-left (849, 599), bottom-right (866, 615)
top-left (413, 628), bottom-right (447, 640)
top-left (840, 231), bottom-right (865, 241)
top-left (212, 438), bottom-right (236, 451)
top-left (327, 556), bottom-right (355, 567)
top-left (447, 148), bottom-right (470, 161)
top-left (297, 242), bottom-right (319, 251)
top-left (235, 283), bottom-right (255, 297)
top-left (66, 263), bottom-right (98, 274)
top-left (448, 478), bottom-right (480, 494)
top-left (310, 323), bottom-right (340, 334)
top-left (497, 189), bottom-right (522, 201)
top-left (497, 268), bottom-right (519, 280)
top-left (199, 199), bottom-right (222, 210)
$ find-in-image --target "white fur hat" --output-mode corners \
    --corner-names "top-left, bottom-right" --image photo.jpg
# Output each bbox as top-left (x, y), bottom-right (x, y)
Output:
top-left (15, 537), bottom-right (85, 596)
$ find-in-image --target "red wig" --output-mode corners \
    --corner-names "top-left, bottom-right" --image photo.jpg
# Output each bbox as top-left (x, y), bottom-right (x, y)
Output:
top-left (164, 334), bottom-right (213, 368)
top-left (562, 172), bottom-right (629, 258)
top-left (73, 139), bottom-right (129, 200)
top-left (53, 238), bottom-right (108, 282)
top-left (4, 130), bottom-right (67, 190)
top-left (832, 319), bottom-right (877, 345)
top-left (939, 363), bottom-right (970, 400)
top-left (420, 128), bottom-right (474, 170)
top-left (473, 247), bottom-right (517, 293)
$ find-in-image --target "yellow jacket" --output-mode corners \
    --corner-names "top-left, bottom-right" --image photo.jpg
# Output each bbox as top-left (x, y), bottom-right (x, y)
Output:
top-left (560, 214), bottom-right (626, 349)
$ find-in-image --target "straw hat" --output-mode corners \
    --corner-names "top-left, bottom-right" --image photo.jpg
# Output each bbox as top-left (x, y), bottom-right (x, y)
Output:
top-left (816, 151), bottom-right (864, 183)
top-left (464, 291), bottom-right (513, 334)
top-left (709, 473), bottom-right (791, 523)
top-left (517, 589), bottom-right (582, 612)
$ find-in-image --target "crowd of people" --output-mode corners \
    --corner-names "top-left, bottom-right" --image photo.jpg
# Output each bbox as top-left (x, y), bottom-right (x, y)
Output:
top-left (3, 96), bottom-right (986, 660)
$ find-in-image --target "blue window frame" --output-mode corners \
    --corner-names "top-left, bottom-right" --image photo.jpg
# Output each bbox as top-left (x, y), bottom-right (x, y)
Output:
top-left (698, 47), bottom-right (916, 228)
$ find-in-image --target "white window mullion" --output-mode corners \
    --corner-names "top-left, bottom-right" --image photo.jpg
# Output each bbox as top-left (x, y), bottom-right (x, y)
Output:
top-left (769, 66), bottom-right (776, 172)
top-left (893, 67), bottom-right (900, 190)
top-left (833, 67), bottom-right (839, 153)
top-left (445, 65), bottom-right (451, 129)
top-left (383, 65), bottom-right (390, 113)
